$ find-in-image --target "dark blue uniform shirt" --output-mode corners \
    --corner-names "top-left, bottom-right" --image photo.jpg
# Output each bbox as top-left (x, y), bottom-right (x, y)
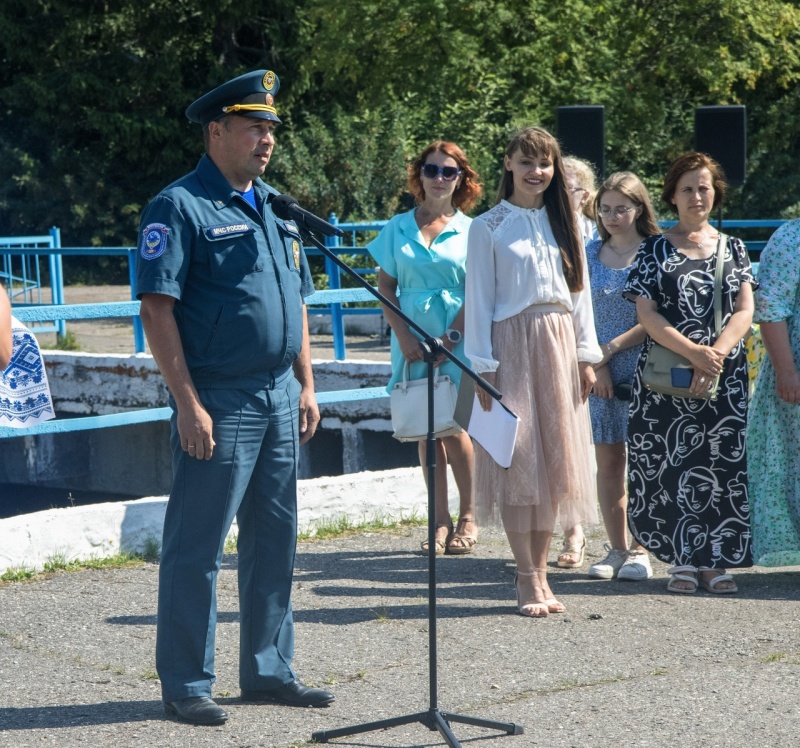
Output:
top-left (136, 154), bottom-right (314, 390)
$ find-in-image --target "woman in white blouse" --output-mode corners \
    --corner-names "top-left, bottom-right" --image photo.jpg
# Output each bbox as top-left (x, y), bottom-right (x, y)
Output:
top-left (465, 127), bottom-right (602, 617)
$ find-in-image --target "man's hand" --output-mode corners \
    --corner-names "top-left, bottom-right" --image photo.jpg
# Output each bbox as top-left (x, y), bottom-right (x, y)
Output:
top-left (297, 386), bottom-right (320, 445)
top-left (178, 401), bottom-right (216, 460)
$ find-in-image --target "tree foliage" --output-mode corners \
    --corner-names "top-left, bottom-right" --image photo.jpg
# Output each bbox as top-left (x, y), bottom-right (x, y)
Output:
top-left (1, 0), bottom-right (799, 253)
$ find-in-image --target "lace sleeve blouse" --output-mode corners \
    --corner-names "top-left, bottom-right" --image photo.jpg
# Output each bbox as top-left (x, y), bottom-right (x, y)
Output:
top-left (464, 200), bottom-right (602, 373)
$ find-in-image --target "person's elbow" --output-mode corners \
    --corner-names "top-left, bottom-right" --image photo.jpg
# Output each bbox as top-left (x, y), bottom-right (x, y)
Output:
top-left (139, 293), bottom-right (175, 329)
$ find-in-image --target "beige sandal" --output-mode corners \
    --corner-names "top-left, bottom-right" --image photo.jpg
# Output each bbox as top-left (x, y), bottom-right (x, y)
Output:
top-left (420, 523), bottom-right (453, 556)
top-left (446, 516), bottom-right (478, 555)
top-left (514, 571), bottom-right (549, 618)
top-left (557, 537), bottom-right (586, 568)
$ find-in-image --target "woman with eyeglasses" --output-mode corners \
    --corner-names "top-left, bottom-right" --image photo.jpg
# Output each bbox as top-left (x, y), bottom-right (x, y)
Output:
top-left (585, 172), bottom-right (658, 582)
top-left (465, 127), bottom-right (601, 617)
top-left (623, 152), bottom-right (756, 595)
top-left (368, 141), bottom-right (483, 555)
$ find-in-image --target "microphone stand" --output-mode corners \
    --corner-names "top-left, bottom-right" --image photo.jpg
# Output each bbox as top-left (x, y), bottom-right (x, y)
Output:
top-left (299, 228), bottom-right (523, 746)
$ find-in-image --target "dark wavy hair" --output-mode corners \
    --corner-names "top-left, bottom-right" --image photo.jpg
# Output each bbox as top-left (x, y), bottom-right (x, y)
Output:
top-left (407, 141), bottom-right (482, 213)
top-left (661, 151), bottom-right (727, 214)
top-left (595, 172), bottom-right (660, 241)
top-left (495, 127), bottom-right (583, 292)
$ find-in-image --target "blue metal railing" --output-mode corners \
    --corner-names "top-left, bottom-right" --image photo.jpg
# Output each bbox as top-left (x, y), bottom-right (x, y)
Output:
top-left (1, 218), bottom-right (787, 360)
top-left (0, 228), bottom-right (65, 337)
top-left (0, 289), bottom-right (389, 440)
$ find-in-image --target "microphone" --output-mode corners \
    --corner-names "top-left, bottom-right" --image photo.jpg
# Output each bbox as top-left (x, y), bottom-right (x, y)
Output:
top-left (269, 193), bottom-right (343, 238)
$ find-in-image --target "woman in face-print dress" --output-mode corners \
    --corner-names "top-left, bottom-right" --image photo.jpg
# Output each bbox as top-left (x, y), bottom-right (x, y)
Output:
top-left (623, 152), bottom-right (756, 595)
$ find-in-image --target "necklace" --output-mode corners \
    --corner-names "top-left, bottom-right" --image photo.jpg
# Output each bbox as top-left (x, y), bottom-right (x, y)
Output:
top-left (606, 238), bottom-right (641, 256)
top-left (665, 228), bottom-right (718, 251)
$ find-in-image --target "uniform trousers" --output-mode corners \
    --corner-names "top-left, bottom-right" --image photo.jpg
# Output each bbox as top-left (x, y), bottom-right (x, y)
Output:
top-left (156, 368), bottom-right (300, 702)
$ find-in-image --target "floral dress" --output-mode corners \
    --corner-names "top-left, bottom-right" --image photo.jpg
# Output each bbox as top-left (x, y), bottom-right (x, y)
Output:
top-left (747, 219), bottom-right (800, 566)
top-left (623, 234), bottom-right (756, 569)
top-left (586, 238), bottom-right (641, 443)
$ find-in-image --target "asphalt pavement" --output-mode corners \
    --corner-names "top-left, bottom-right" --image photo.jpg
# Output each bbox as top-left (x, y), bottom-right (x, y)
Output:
top-left (1, 525), bottom-right (799, 748)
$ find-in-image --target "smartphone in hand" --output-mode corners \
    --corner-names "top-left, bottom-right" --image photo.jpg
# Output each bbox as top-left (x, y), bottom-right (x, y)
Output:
top-left (670, 367), bottom-right (694, 388)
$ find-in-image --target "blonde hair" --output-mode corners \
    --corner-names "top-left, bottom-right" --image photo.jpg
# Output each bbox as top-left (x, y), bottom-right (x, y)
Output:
top-left (563, 156), bottom-right (597, 221)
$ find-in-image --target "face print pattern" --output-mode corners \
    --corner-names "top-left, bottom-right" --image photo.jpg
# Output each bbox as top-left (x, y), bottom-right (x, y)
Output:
top-left (623, 234), bottom-right (756, 568)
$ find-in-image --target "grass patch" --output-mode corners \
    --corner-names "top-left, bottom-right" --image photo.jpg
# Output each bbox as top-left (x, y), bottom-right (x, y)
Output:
top-left (298, 510), bottom-right (427, 542)
top-left (140, 535), bottom-right (161, 563)
top-left (0, 565), bottom-right (37, 583)
top-left (41, 330), bottom-right (81, 351)
top-left (1, 551), bottom-right (145, 585)
top-left (224, 533), bottom-right (238, 554)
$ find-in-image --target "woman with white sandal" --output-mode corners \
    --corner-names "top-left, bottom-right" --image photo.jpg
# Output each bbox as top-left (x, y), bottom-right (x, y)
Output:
top-left (623, 153), bottom-right (755, 594)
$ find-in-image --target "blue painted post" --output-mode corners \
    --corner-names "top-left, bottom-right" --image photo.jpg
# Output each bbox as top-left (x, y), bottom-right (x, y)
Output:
top-left (49, 227), bottom-right (66, 337)
top-left (128, 248), bottom-right (146, 353)
top-left (326, 213), bottom-right (347, 360)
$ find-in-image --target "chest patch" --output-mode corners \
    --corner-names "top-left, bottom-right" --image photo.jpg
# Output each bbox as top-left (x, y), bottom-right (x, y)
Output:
top-left (205, 223), bottom-right (254, 240)
top-left (140, 223), bottom-right (170, 260)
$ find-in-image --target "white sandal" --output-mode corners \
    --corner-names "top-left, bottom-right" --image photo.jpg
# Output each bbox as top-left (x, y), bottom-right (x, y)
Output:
top-left (666, 565), bottom-right (698, 594)
top-left (698, 567), bottom-right (738, 594)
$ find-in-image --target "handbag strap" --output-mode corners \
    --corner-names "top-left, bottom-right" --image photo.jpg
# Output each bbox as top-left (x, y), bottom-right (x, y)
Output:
top-left (401, 360), bottom-right (439, 389)
top-left (713, 233), bottom-right (727, 337)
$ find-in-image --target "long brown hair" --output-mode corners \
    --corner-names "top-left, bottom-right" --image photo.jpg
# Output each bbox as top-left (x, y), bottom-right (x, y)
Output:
top-left (495, 127), bottom-right (584, 292)
top-left (407, 141), bottom-right (482, 213)
top-left (595, 172), bottom-right (660, 241)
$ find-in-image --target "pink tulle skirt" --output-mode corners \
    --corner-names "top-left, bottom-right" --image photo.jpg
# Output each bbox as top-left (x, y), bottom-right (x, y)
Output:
top-left (474, 305), bottom-right (598, 533)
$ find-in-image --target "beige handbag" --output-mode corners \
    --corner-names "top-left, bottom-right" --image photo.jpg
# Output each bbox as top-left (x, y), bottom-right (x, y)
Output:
top-left (641, 235), bottom-right (726, 400)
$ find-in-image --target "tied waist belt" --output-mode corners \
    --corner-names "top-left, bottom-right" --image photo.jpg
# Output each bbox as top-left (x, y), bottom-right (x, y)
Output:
top-left (397, 286), bottom-right (462, 313)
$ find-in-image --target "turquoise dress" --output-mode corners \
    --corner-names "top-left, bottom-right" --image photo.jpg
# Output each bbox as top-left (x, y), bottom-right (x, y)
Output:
top-left (368, 209), bottom-right (471, 390)
top-left (747, 219), bottom-right (800, 566)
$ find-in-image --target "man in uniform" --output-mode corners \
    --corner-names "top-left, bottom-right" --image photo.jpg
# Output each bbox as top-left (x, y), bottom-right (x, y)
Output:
top-left (136, 70), bottom-right (334, 726)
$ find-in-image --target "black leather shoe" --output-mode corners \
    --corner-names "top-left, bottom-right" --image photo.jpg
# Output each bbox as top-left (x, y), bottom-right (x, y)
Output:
top-left (164, 696), bottom-right (228, 725)
top-left (241, 679), bottom-right (335, 708)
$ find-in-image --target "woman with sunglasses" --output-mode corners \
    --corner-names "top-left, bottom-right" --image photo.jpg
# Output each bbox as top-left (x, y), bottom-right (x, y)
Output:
top-left (585, 172), bottom-right (658, 581)
top-left (465, 127), bottom-right (601, 617)
top-left (369, 141), bottom-right (482, 555)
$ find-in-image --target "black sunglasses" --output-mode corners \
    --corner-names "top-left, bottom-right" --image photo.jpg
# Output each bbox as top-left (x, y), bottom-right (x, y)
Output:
top-left (421, 164), bottom-right (461, 181)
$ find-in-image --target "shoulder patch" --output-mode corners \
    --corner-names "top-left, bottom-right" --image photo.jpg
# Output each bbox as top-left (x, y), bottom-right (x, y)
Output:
top-left (140, 223), bottom-right (170, 260)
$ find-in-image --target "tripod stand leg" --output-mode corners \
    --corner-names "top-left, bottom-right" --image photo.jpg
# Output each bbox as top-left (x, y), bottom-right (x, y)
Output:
top-left (311, 711), bottom-right (428, 743)
top-left (441, 710), bottom-right (525, 735)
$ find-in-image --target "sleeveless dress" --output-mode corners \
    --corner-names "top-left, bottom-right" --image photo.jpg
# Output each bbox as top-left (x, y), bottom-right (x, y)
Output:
top-left (623, 234), bottom-right (756, 569)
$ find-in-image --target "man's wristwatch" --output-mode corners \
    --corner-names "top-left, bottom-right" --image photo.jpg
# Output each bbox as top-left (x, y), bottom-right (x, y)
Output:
top-left (445, 329), bottom-right (463, 344)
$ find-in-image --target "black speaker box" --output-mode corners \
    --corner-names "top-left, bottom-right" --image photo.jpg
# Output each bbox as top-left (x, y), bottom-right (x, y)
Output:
top-left (556, 106), bottom-right (605, 179)
top-left (694, 106), bottom-right (747, 186)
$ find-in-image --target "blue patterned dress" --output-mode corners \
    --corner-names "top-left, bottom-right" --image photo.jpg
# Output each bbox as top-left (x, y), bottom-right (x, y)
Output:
top-left (586, 239), bottom-right (641, 444)
top-left (623, 234), bottom-right (756, 569)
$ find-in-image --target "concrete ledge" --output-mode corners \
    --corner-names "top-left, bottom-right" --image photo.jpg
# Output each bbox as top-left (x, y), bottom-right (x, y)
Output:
top-left (0, 467), bottom-right (448, 574)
